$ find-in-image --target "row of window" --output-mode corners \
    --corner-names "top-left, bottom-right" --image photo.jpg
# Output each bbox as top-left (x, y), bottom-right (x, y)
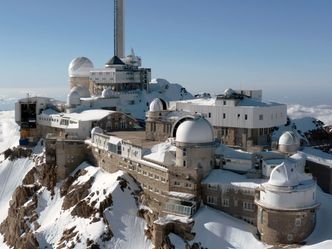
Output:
top-left (173, 181), bottom-right (193, 189)
top-left (215, 113), bottom-right (284, 121)
top-left (208, 185), bottom-right (255, 196)
top-left (207, 196), bottom-right (255, 211)
top-left (38, 116), bottom-right (77, 125)
top-left (119, 161), bottom-right (167, 183)
top-left (142, 183), bottom-right (160, 194)
top-left (91, 72), bottom-right (114, 76)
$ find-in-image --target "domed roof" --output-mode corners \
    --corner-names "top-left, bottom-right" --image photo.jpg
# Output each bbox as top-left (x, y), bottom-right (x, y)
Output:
top-left (71, 85), bottom-right (90, 98)
top-left (149, 98), bottom-right (164, 112)
top-left (67, 90), bottom-right (80, 107)
top-left (91, 127), bottom-right (103, 136)
top-left (175, 117), bottom-right (214, 144)
top-left (68, 57), bottom-right (94, 77)
top-left (102, 87), bottom-right (117, 98)
top-left (224, 88), bottom-right (235, 97)
top-left (268, 162), bottom-right (300, 187)
top-left (279, 131), bottom-right (300, 146)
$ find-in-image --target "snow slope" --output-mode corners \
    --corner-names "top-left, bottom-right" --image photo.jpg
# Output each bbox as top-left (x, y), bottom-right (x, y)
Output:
top-left (170, 187), bottom-right (332, 249)
top-left (35, 163), bottom-right (152, 248)
top-left (0, 158), bottom-right (35, 248)
top-left (0, 111), bottom-right (19, 155)
top-left (191, 206), bottom-right (267, 249)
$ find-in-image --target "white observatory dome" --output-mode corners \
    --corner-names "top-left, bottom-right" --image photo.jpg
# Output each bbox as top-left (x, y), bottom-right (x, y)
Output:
top-left (68, 57), bottom-right (94, 77)
top-left (149, 98), bottom-right (164, 112)
top-left (278, 131), bottom-right (300, 154)
top-left (71, 85), bottom-right (91, 98)
top-left (67, 90), bottom-right (81, 107)
top-left (268, 162), bottom-right (300, 187)
top-left (224, 88), bottom-right (235, 97)
top-left (102, 87), bottom-right (117, 98)
top-left (176, 117), bottom-right (214, 144)
top-left (91, 127), bottom-right (103, 136)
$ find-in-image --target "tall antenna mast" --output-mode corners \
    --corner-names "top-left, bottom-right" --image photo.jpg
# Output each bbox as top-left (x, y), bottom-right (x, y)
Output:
top-left (114, 0), bottom-right (125, 58)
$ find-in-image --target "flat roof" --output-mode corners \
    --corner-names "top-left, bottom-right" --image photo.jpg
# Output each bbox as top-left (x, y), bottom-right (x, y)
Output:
top-left (173, 97), bottom-right (285, 108)
top-left (108, 131), bottom-right (161, 149)
top-left (202, 169), bottom-right (266, 188)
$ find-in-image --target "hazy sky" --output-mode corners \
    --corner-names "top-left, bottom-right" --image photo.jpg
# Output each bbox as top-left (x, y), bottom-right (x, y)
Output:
top-left (0, 0), bottom-right (331, 105)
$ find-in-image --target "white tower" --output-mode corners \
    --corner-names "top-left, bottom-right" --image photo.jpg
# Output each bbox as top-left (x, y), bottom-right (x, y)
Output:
top-left (114, 0), bottom-right (125, 58)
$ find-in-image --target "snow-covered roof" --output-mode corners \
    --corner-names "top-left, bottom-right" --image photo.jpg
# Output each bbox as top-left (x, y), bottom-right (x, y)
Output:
top-left (109, 136), bottom-right (123, 145)
top-left (176, 117), bottom-right (214, 144)
top-left (154, 214), bottom-right (193, 225)
top-left (168, 191), bottom-right (195, 200)
top-left (302, 147), bottom-right (332, 168)
top-left (174, 96), bottom-right (283, 108)
top-left (41, 109), bottom-right (116, 122)
top-left (143, 142), bottom-right (176, 167)
top-left (64, 109), bottom-right (115, 122)
top-left (238, 98), bottom-right (283, 107)
top-left (215, 144), bottom-right (252, 160)
top-left (202, 169), bottom-right (265, 188)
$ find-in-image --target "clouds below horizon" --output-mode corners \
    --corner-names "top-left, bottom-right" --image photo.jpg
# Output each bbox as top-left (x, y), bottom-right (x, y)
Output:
top-left (287, 104), bottom-right (332, 126)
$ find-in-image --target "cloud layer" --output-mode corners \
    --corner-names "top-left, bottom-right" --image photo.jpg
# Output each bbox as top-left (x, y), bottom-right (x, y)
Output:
top-left (287, 104), bottom-right (332, 126)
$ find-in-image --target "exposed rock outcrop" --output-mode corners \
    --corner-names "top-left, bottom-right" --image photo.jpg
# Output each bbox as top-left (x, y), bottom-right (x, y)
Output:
top-left (0, 185), bottom-right (40, 249)
top-left (3, 147), bottom-right (32, 161)
top-left (138, 208), bottom-right (195, 249)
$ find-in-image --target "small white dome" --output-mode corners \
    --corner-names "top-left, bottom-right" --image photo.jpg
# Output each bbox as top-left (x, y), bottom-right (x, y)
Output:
top-left (71, 85), bottom-right (90, 98)
top-left (176, 117), bottom-right (214, 144)
top-left (268, 162), bottom-right (300, 187)
top-left (102, 87), bottom-right (116, 98)
top-left (68, 57), bottom-right (94, 77)
top-left (149, 98), bottom-right (164, 112)
top-left (67, 90), bottom-right (80, 107)
top-left (91, 127), bottom-right (103, 136)
top-left (224, 88), bottom-right (235, 97)
top-left (278, 131), bottom-right (300, 153)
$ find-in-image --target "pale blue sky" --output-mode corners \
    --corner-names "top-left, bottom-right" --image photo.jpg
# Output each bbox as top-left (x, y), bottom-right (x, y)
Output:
top-left (0, 0), bottom-right (331, 105)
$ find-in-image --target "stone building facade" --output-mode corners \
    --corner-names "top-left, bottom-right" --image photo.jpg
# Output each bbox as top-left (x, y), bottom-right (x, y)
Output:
top-left (202, 183), bottom-right (257, 225)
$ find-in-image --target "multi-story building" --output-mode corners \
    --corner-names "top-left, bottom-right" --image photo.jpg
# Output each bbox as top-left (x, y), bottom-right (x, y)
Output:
top-left (169, 89), bottom-right (287, 150)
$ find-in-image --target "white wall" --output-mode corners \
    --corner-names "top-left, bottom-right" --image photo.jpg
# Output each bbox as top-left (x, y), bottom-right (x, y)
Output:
top-left (223, 158), bottom-right (252, 173)
top-left (175, 101), bottom-right (287, 129)
top-left (121, 142), bottom-right (144, 160)
top-left (259, 184), bottom-right (316, 209)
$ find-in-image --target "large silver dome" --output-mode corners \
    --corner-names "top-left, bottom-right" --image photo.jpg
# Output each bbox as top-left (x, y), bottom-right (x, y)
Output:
top-left (68, 57), bottom-right (94, 77)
